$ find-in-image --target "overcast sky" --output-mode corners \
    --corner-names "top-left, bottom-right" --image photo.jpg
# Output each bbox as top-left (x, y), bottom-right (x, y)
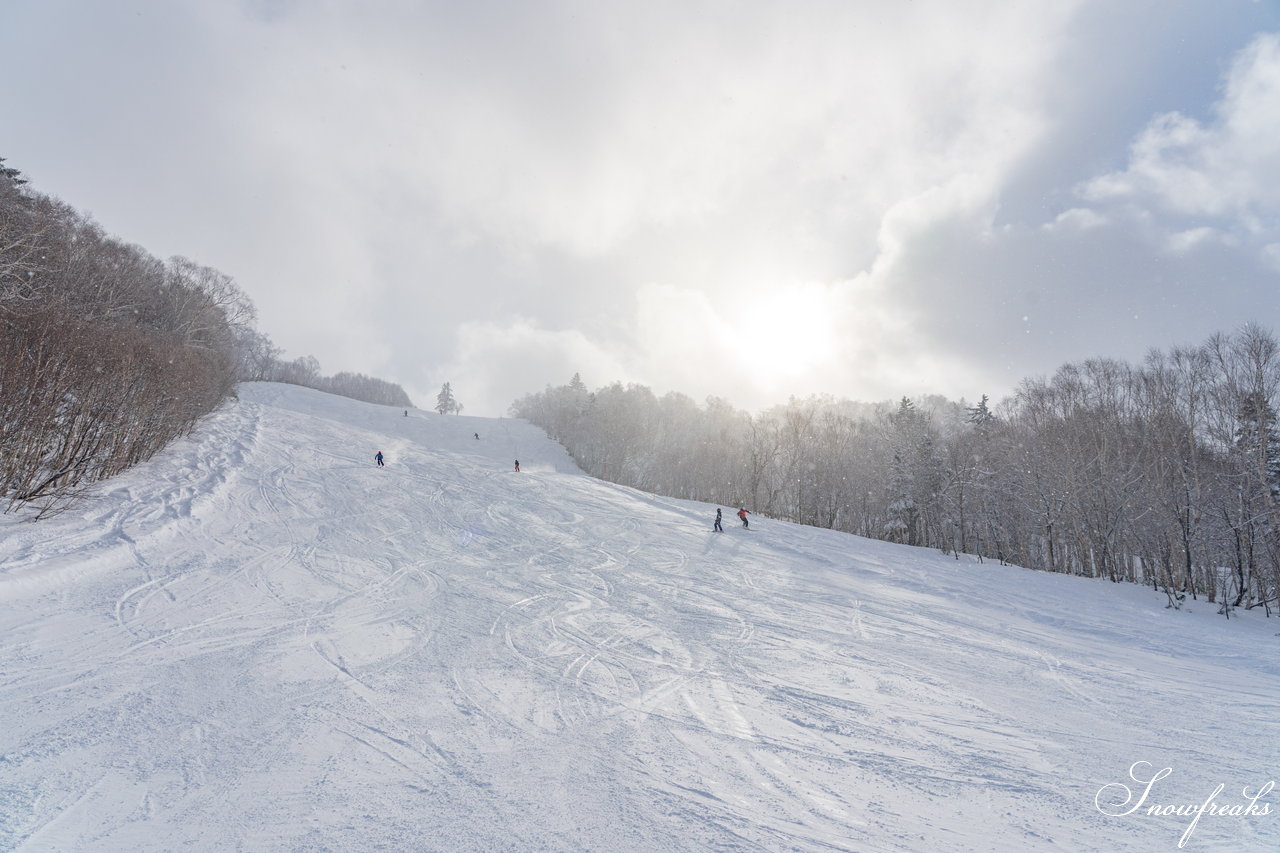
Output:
top-left (4, 1), bottom-right (1279, 415)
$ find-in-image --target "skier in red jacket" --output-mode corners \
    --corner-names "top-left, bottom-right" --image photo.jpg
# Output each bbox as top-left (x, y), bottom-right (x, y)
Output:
top-left (737, 507), bottom-right (750, 529)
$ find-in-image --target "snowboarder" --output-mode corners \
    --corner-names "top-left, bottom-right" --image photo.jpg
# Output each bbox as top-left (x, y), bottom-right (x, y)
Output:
top-left (375, 451), bottom-right (385, 467)
top-left (713, 508), bottom-right (723, 532)
top-left (737, 506), bottom-right (750, 528)
top-left (514, 460), bottom-right (520, 472)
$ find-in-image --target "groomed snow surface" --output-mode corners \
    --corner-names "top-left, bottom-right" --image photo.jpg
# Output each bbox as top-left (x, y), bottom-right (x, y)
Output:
top-left (1, 383), bottom-right (1276, 852)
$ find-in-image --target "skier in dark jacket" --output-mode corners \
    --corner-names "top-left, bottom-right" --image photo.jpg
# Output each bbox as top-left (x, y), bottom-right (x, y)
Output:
top-left (375, 451), bottom-right (385, 467)
top-left (714, 508), bottom-right (723, 532)
top-left (737, 507), bottom-right (750, 528)
top-left (514, 460), bottom-right (520, 472)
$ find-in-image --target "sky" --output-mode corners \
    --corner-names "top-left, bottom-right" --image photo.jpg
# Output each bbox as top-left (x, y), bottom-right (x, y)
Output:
top-left (3, 0), bottom-right (1280, 416)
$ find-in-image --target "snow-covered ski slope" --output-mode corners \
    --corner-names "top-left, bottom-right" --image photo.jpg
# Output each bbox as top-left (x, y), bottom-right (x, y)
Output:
top-left (1, 383), bottom-right (1277, 852)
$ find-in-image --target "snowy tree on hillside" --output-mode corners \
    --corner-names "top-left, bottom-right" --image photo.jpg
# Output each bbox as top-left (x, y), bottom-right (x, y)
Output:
top-left (273, 355), bottom-right (321, 387)
top-left (437, 382), bottom-right (462, 415)
top-left (0, 157), bottom-right (42, 299)
top-left (1202, 325), bottom-right (1280, 610)
top-left (1236, 392), bottom-right (1280, 500)
top-left (884, 398), bottom-right (943, 547)
top-left (967, 394), bottom-right (994, 430)
top-left (1227, 389), bottom-right (1280, 606)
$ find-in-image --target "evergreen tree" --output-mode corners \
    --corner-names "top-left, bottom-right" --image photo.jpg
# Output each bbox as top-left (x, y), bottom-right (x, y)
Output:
top-left (1236, 391), bottom-right (1280, 501)
top-left (884, 397), bottom-right (944, 546)
top-left (436, 382), bottom-right (461, 415)
top-left (0, 156), bottom-right (27, 187)
top-left (967, 394), bottom-right (994, 430)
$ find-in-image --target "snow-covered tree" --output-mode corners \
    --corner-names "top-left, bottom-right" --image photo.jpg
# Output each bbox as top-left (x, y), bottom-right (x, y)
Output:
top-left (437, 382), bottom-right (462, 415)
top-left (967, 394), bottom-right (994, 430)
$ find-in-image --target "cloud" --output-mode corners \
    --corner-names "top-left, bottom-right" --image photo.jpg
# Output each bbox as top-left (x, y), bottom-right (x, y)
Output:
top-left (230, 0), bottom-right (1087, 415)
top-left (851, 24), bottom-right (1280, 395)
top-left (1262, 243), bottom-right (1280, 274)
top-left (1044, 208), bottom-right (1109, 232)
top-left (433, 318), bottom-right (630, 416)
top-left (221, 0), bottom-right (1076, 269)
top-left (1080, 32), bottom-right (1280, 234)
top-left (1166, 226), bottom-right (1235, 254)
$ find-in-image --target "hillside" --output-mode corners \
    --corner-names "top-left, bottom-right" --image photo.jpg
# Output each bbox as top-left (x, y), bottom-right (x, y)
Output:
top-left (1, 383), bottom-right (1276, 851)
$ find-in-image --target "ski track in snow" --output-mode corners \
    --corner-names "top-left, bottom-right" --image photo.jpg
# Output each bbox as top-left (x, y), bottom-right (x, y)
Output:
top-left (1, 382), bottom-right (1278, 852)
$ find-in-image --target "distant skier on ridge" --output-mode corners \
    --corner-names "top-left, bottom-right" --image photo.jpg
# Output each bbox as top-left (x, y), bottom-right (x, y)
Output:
top-left (514, 460), bottom-right (520, 473)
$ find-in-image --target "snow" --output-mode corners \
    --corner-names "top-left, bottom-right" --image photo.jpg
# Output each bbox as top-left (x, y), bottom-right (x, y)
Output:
top-left (1, 382), bottom-right (1277, 852)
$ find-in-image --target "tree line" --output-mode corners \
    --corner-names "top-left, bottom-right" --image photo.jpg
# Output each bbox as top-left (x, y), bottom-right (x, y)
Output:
top-left (258, 352), bottom-right (413, 409)
top-left (1, 157), bottom-right (411, 516)
top-left (512, 327), bottom-right (1280, 617)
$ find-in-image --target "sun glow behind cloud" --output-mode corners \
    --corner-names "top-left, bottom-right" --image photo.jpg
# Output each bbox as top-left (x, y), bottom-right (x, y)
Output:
top-left (718, 282), bottom-right (845, 390)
